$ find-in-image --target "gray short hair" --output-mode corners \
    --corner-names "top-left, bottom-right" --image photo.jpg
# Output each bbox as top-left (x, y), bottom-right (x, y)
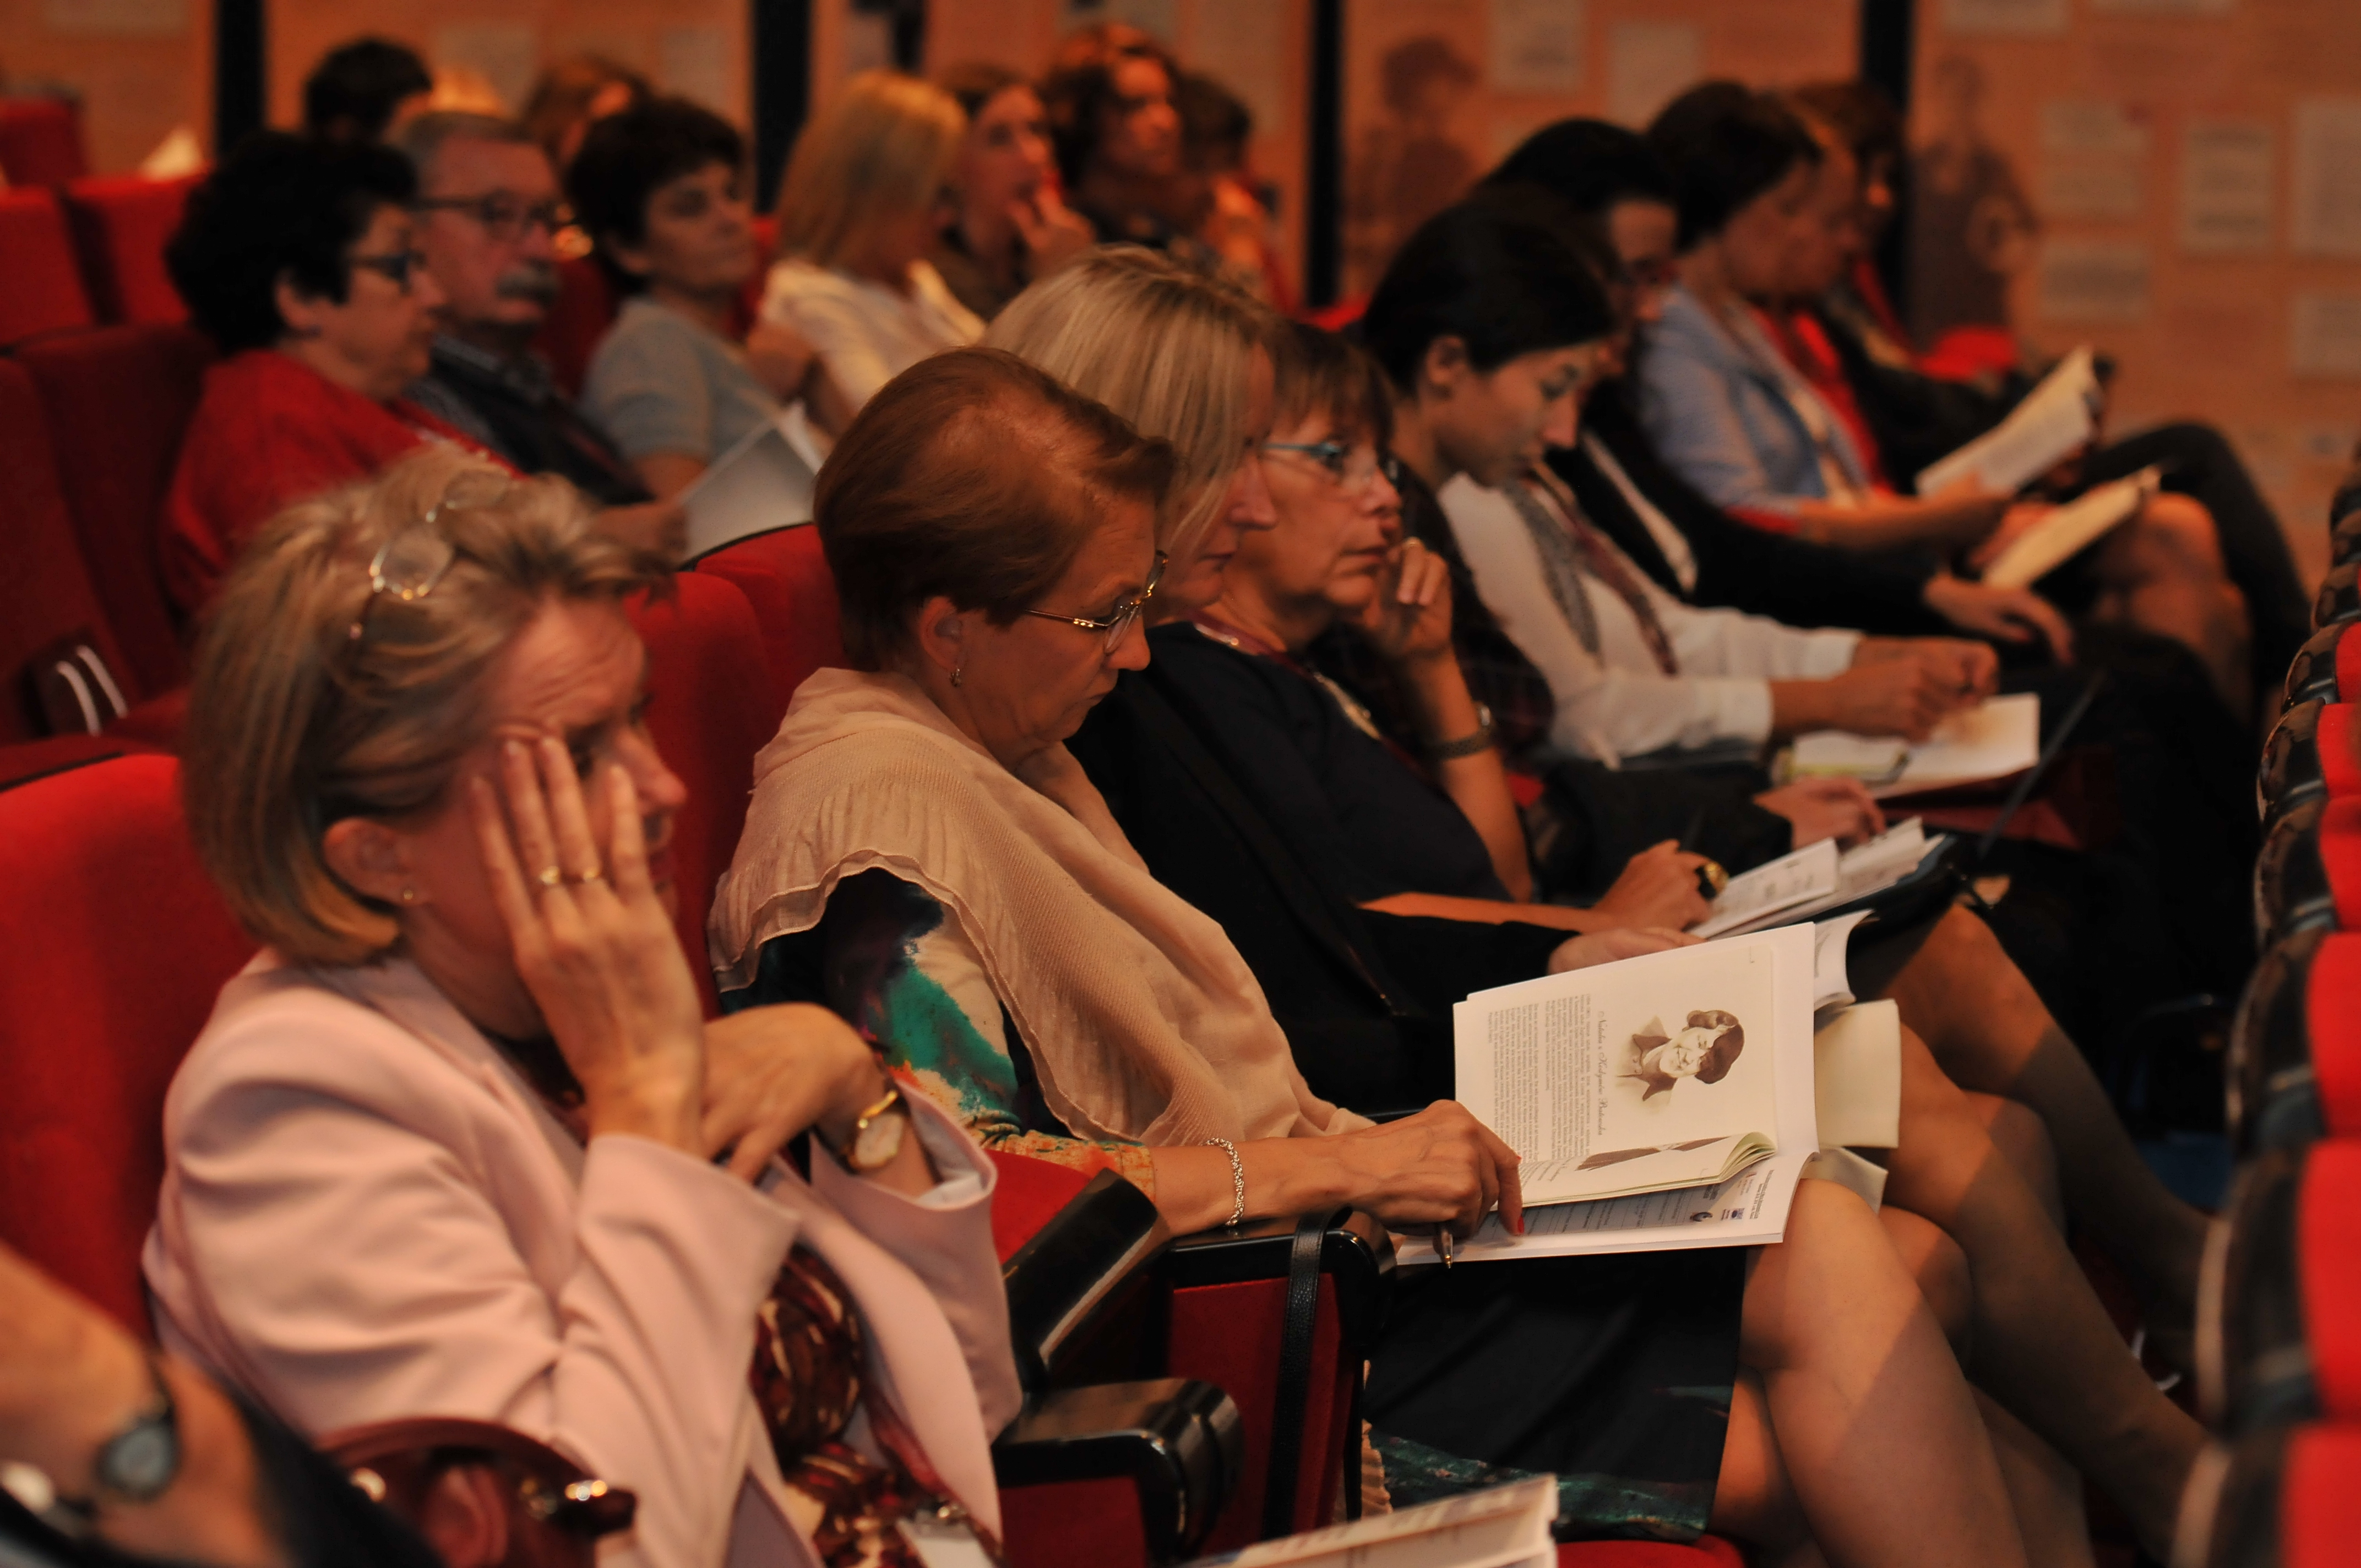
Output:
top-left (397, 111), bottom-right (538, 188)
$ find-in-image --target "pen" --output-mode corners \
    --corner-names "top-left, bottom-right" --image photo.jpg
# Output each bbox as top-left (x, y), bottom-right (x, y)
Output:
top-left (1439, 1228), bottom-right (1453, 1268)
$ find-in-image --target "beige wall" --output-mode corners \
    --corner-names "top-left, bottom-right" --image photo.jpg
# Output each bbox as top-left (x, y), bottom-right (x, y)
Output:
top-left (1911, 0), bottom-right (2361, 587)
top-left (1340, 0), bottom-right (1859, 297)
top-left (1, 0), bottom-right (211, 172)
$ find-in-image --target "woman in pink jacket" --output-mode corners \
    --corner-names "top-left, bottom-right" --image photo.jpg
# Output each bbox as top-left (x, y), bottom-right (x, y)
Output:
top-left (143, 446), bottom-right (1020, 1568)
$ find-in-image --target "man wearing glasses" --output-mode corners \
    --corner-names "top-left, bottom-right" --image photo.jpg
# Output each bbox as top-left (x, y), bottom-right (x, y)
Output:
top-left (398, 113), bottom-right (658, 516)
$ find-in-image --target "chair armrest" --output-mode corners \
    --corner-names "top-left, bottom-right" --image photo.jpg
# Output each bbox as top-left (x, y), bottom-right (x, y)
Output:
top-left (1002, 1169), bottom-right (1171, 1393)
top-left (994, 1379), bottom-right (1243, 1565)
top-left (1166, 1209), bottom-right (1391, 1341)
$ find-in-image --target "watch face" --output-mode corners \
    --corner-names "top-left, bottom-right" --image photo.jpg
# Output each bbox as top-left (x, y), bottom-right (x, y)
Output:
top-left (852, 1107), bottom-right (907, 1170)
top-left (105, 1421), bottom-right (179, 1500)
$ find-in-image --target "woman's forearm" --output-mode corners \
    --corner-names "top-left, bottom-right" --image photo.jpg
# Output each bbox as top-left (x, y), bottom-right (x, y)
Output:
top-left (1389, 652), bottom-right (1535, 901)
top-left (1360, 890), bottom-right (1604, 932)
top-left (1145, 1139), bottom-right (1354, 1234)
top-left (1792, 494), bottom-right (2003, 554)
top-left (94, 1361), bottom-right (286, 1568)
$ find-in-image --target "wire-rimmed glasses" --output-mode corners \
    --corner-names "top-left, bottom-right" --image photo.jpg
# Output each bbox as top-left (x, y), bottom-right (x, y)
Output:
top-left (1259, 440), bottom-right (1401, 494)
top-left (1022, 551), bottom-right (1168, 654)
top-left (344, 469), bottom-right (512, 666)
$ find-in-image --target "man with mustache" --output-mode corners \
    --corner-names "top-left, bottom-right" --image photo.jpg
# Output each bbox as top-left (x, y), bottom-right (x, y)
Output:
top-left (401, 112), bottom-right (659, 512)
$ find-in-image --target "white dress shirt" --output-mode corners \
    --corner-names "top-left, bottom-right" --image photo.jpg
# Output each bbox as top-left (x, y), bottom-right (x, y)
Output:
top-left (1440, 472), bottom-right (1860, 765)
top-left (761, 258), bottom-right (985, 411)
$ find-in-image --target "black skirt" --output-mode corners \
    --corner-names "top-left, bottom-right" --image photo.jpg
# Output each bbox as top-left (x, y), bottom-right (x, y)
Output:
top-left (1365, 1246), bottom-right (1747, 1543)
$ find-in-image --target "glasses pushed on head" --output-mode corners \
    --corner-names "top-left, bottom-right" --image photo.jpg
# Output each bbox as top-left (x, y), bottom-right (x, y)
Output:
top-left (345, 466), bottom-right (515, 668)
top-left (1022, 550), bottom-right (1167, 654)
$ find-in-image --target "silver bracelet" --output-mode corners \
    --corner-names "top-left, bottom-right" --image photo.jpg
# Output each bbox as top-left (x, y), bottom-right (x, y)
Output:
top-left (1203, 1137), bottom-right (1245, 1228)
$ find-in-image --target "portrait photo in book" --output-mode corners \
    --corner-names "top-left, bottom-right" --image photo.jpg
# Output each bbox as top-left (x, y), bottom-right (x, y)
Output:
top-left (1624, 1010), bottom-right (1747, 1102)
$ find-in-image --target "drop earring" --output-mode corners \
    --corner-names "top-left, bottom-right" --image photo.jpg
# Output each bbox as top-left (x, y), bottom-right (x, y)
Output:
top-left (950, 665), bottom-right (965, 688)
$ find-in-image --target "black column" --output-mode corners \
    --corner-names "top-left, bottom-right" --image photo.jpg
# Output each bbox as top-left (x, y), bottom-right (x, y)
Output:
top-left (752, 0), bottom-right (815, 212)
top-left (1304, 0), bottom-right (1344, 308)
top-left (1857, 0), bottom-right (1915, 318)
top-left (213, 0), bottom-right (265, 153)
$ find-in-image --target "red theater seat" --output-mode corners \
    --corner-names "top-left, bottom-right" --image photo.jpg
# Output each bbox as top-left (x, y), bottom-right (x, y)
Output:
top-left (0, 186), bottom-right (95, 343)
top-left (2254, 794), bottom-right (2361, 950)
top-left (2229, 929), bottom-right (2361, 1155)
top-left (0, 97), bottom-right (87, 186)
top-left (2173, 1420), bottom-right (2361, 1568)
top-left (2205, 1140), bottom-right (2361, 1435)
top-left (63, 173), bottom-right (199, 324)
top-left (625, 573), bottom-right (780, 1013)
top-left (2283, 621), bottom-right (2360, 712)
top-left (0, 756), bottom-right (253, 1331)
top-left (2260, 701), bottom-right (2361, 830)
top-left (534, 254), bottom-right (617, 399)
top-left (693, 525), bottom-right (847, 706)
top-left (16, 322), bottom-right (214, 697)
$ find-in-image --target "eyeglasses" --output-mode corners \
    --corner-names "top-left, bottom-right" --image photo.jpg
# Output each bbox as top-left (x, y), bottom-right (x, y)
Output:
top-left (344, 470), bottom-right (511, 666)
top-left (1023, 552), bottom-right (1167, 653)
top-left (414, 193), bottom-right (576, 244)
top-left (1260, 440), bottom-right (1401, 494)
top-left (349, 250), bottom-right (428, 290)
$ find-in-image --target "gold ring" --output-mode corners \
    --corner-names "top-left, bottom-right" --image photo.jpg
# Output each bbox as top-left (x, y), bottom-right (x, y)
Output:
top-left (572, 867), bottom-right (604, 885)
top-left (536, 865), bottom-right (564, 889)
top-left (1700, 859), bottom-right (1729, 895)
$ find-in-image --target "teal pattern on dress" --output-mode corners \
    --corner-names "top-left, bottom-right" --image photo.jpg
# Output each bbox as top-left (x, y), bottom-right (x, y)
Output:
top-left (1369, 1428), bottom-right (1718, 1544)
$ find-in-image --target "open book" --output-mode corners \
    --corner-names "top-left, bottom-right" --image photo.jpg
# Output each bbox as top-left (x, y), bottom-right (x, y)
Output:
top-left (676, 404), bottom-right (827, 563)
top-left (1693, 819), bottom-right (1948, 938)
top-left (1914, 346), bottom-right (2099, 498)
top-left (1187, 1476), bottom-right (1555, 1568)
top-left (1785, 691), bottom-right (2040, 799)
top-left (1979, 466), bottom-right (2162, 590)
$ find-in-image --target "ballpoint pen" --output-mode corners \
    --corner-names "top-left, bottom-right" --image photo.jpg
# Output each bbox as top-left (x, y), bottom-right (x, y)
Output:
top-left (1439, 1228), bottom-right (1453, 1268)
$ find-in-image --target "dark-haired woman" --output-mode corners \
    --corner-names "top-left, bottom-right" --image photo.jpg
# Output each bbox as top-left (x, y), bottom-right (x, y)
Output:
top-left (931, 63), bottom-right (1095, 321)
top-left (161, 132), bottom-right (483, 616)
top-left (572, 97), bottom-right (837, 501)
top-left (1037, 25), bottom-right (1206, 259)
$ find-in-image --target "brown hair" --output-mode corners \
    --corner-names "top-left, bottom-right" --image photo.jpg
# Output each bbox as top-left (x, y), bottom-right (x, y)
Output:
top-left (1271, 318), bottom-right (1392, 450)
top-left (937, 61), bottom-right (1029, 122)
top-left (182, 447), bottom-right (666, 967)
top-left (815, 346), bottom-right (1175, 669)
top-left (1039, 23), bottom-right (1179, 187)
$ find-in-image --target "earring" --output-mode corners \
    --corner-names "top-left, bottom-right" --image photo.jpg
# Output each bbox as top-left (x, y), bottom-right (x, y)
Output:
top-left (398, 887), bottom-right (417, 905)
top-left (951, 665), bottom-right (965, 688)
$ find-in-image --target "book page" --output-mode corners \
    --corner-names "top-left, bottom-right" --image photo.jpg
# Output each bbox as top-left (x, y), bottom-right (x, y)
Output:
top-left (1914, 346), bottom-right (2097, 497)
top-left (1814, 1000), bottom-right (1902, 1149)
top-left (1704, 823), bottom-right (1932, 938)
top-left (1192, 1475), bottom-right (1555, 1568)
top-left (1980, 467), bottom-right (2161, 589)
top-left (1873, 692), bottom-right (2041, 798)
top-left (1692, 840), bottom-right (1840, 938)
top-left (677, 407), bottom-right (820, 562)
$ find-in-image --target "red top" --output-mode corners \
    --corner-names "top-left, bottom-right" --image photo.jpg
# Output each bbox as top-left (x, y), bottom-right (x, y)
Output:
top-left (160, 349), bottom-right (500, 616)
top-left (1757, 306), bottom-right (1891, 492)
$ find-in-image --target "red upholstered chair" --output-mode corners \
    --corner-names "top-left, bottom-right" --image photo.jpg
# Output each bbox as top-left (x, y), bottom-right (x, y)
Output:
top-left (0, 186), bottom-right (96, 344)
top-left (2283, 622), bottom-right (2361, 713)
top-left (532, 254), bottom-right (618, 399)
top-left (62, 173), bottom-right (199, 324)
top-left (2229, 929), bottom-right (2361, 1156)
top-left (16, 322), bottom-right (215, 700)
top-left (0, 756), bottom-right (253, 1332)
top-left (624, 573), bottom-right (781, 1014)
top-left (2201, 1140), bottom-right (2361, 1436)
top-left (692, 525), bottom-right (847, 706)
top-left (2254, 794), bottom-right (2361, 951)
top-left (2260, 701), bottom-right (2361, 832)
top-left (0, 97), bottom-right (87, 185)
top-left (2173, 1420), bottom-right (2361, 1568)
top-left (2318, 558), bottom-right (2360, 635)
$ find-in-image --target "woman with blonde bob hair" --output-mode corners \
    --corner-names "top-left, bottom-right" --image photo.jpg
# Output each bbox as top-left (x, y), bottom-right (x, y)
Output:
top-left (150, 445), bottom-right (1022, 1568)
top-left (763, 69), bottom-right (986, 410)
top-left (984, 244), bottom-right (1274, 611)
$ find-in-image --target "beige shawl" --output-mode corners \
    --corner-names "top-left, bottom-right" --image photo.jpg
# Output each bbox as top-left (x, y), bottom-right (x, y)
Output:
top-left (711, 668), bottom-right (1362, 1147)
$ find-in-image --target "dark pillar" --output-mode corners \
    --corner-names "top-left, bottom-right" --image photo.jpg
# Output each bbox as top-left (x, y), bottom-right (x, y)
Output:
top-left (1857, 0), bottom-right (1916, 320)
top-left (213, 0), bottom-right (265, 153)
top-left (753, 0), bottom-right (815, 212)
top-left (1304, 0), bottom-right (1344, 308)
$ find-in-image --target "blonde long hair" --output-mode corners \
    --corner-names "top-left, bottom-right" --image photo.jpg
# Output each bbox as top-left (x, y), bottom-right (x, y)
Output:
top-left (774, 70), bottom-right (964, 271)
top-left (984, 247), bottom-right (1274, 564)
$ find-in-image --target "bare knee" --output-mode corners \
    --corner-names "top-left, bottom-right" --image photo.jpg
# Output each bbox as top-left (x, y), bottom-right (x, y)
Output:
top-left (1742, 1180), bottom-right (1921, 1367)
top-left (2104, 493), bottom-right (2226, 583)
top-left (1965, 1092), bottom-right (2064, 1228)
top-left (1710, 1368), bottom-right (1811, 1555)
top-left (1880, 1205), bottom-right (1974, 1357)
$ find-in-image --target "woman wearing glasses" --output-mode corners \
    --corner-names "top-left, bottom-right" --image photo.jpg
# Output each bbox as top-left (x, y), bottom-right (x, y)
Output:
top-left (161, 132), bottom-right (479, 617)
top-left (146, 447), bottom-right (1021, 1568)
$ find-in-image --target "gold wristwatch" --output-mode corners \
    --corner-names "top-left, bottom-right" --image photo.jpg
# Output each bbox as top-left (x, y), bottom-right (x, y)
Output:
top-left (831, 1082), bottom-right (911, 1173)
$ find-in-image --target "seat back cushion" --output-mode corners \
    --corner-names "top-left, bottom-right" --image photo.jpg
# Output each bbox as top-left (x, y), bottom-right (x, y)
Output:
top-left (532, 256), bottom-right (617, 400)
top-left (694, 525), bottom-right (848, 707)
top-left (0, 98), bottom-right (88, 185)
top-left (0, 756), bottom-right (254, 1330)
top-left (63, 174), bottom-right (199, 324)
top-left (0, 187), bottom-right (96, 343)
top-left (0, 361), bottom-right (134, 741)
top-left (625, 574), bottom-right (781, 1013)
top-left (17, 322), bottom-right (214, 695)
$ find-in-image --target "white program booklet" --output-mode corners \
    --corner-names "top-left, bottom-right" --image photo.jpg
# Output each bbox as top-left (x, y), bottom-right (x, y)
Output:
top-left (676, 404), bottom-right (826, 562)
top-left (1979, 466), bottom-right (2162, 589)
top-left (1187, 1476), bottom-right (1555, 1568)
top-left (1400, 924), bottom-right (1818, 1262)
top-left (1787, 692), bottom-right (2040, 799)
top-left (1915, 346), bottom-right (2099, 498)
top-left (1697, 820), bottom-right (1947, 939)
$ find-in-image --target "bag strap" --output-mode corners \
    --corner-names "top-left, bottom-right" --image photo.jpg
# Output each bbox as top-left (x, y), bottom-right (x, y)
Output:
top-left (1260, 1212), bottom-right (1329, 1539)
